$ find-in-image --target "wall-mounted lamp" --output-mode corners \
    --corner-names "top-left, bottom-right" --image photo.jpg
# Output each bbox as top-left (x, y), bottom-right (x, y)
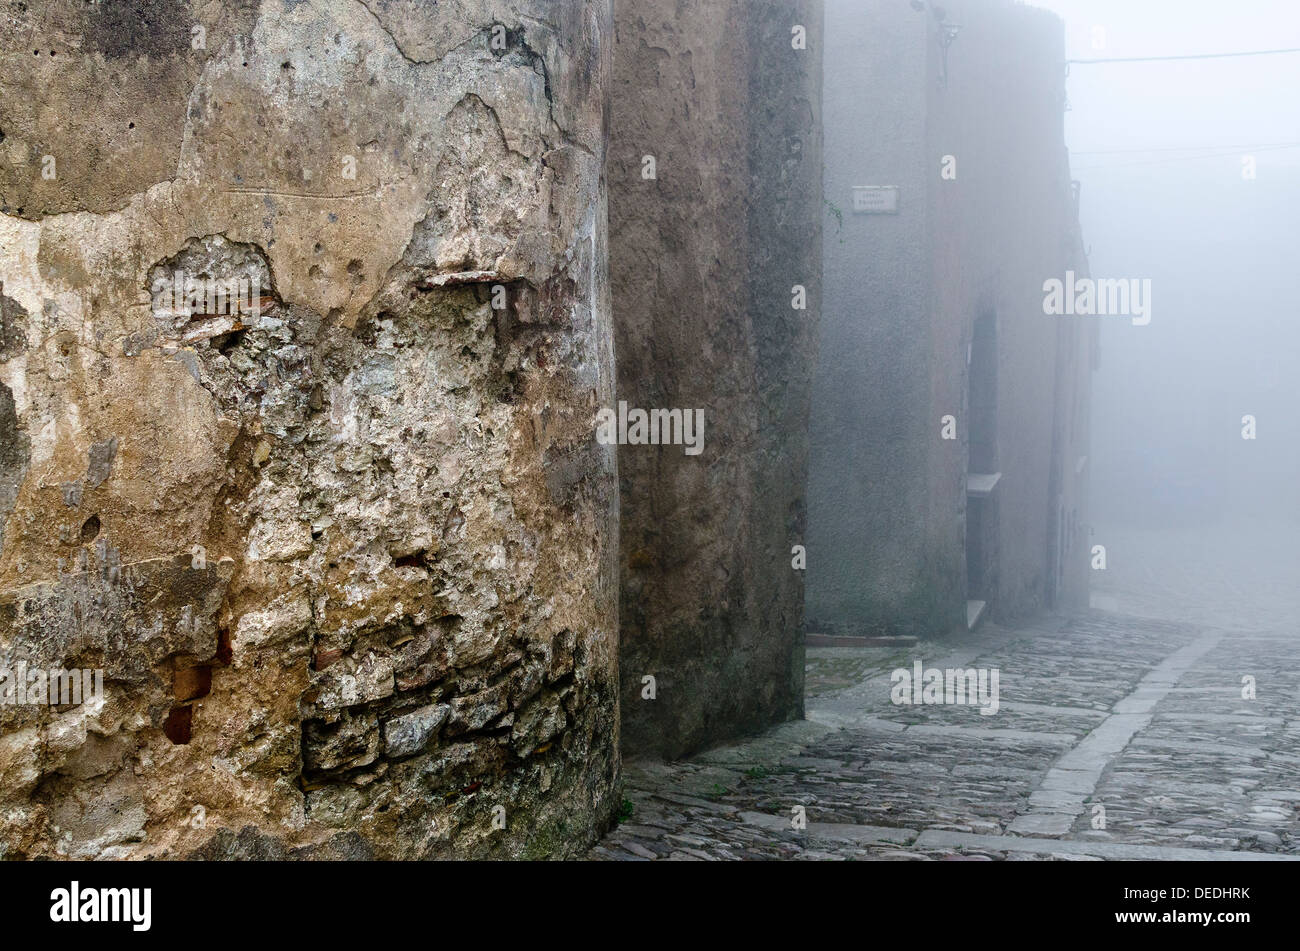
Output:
top-left (934, 8), bottom-right (961, 87)
top-left (910, 1), bottom-right (962, 87)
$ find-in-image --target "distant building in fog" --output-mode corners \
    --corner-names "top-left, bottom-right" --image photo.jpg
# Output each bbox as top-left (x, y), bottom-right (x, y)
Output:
top-left (806, 0), bottom-right (1098, 638)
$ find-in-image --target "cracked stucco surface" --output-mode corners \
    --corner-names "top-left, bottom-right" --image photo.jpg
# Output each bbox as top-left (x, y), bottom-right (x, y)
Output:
top-left (0, 0), bottom-right (618, 859)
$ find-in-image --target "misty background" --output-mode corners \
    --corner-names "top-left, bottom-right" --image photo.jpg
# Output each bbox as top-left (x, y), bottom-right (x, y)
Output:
top-left (1024, 0), bottom-right (1300, 628)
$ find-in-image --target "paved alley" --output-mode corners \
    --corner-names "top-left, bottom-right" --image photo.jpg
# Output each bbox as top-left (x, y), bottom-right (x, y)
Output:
top-left (591, 610), bottom-right (1300, 860)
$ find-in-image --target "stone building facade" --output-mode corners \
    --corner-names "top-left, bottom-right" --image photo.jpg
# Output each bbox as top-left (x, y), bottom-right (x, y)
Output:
top-left (609, 0), bottom-right (823, 758)
top-left (0, 0), bottom-right (618, 859)
top-left (806, 0), bottom-right (1096, 639)
top-left (0, 0), bottom-right (1095, 861)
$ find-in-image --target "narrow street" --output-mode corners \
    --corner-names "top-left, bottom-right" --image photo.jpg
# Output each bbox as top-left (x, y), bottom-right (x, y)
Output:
top-left (593, 602), bottom-right (1300, 860)
top-left (5, 0), bottom-right (1300, 896)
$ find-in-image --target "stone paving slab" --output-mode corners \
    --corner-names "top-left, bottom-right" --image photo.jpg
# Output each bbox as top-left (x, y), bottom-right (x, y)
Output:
top-left (740, 811), bottom-right (918, 845)
top-left (589, 612), bottom-right (1300, 860)
top-left (913, 830), bottom-right (1299, 861)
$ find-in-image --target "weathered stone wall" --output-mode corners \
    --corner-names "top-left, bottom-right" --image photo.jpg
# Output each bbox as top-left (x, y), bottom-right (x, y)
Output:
top-left (926, 0), bottom-right (1096, 624)
top-left (808, 0), bottom-right (938, 638)
top-left (809, 0), bottom-right (1094, 637)
top-left (610, 1), bottom-right (822, 757)
top-left (0, 0), bottom-right (618, 859)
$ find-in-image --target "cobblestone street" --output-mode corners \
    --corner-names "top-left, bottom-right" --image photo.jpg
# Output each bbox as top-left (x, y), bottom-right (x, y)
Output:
top-left (592, 606), bottom-right (1300, 860)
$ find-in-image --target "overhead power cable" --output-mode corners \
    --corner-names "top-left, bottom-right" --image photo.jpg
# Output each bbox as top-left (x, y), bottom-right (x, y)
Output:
top-left (1073, 142), bottom-right (1300, 156)
top-left (1069, 47), bottom-right (1300, 64)
top-left (1072, 143), bottom-right (1300, 171)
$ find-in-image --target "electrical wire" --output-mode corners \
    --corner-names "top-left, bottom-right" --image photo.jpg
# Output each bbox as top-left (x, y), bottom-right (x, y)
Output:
top-left (1072, 143), bottom-right (1300, 171)
top-left (1073, 142), bottom-right (1300, 156)
top-left (1069, 47), bottom-right (1300, 64)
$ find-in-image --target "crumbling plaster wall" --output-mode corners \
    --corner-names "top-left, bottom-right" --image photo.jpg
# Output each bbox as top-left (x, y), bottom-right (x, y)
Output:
top-left (0, 0), bottom-right (619, 859)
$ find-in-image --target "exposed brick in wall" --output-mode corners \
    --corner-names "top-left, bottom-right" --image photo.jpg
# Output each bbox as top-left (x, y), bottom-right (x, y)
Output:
top-left (0, 0), bottom-right (619, 860)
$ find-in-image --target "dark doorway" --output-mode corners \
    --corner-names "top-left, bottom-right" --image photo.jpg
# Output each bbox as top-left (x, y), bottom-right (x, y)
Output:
top-left (965, 313), bottom-right (999, 628)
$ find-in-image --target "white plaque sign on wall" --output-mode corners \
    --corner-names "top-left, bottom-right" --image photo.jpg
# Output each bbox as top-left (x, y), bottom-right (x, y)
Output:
top-left (852, 185), bottom-right (900, 214)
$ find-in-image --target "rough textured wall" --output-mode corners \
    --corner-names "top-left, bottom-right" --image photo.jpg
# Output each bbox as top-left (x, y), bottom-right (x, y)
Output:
top-left (610, 0), bottom-right (822, 758)
top-left (810, 0), bottom-right (1091, 637)
top-left (0, 0), bottom-right (618, 860)
top-left (807, 0), bottom-right (941, 637)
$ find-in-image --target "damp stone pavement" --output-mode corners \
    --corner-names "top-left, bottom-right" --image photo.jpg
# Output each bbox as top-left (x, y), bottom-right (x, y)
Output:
top-left (590, 609), bottom-right (1300, 861)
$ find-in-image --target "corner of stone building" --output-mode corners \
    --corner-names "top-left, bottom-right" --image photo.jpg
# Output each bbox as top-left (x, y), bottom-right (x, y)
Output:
top-left (0, 0), bottom-right (619, 860)
top-left (609, 0), bottom-right (823, 760)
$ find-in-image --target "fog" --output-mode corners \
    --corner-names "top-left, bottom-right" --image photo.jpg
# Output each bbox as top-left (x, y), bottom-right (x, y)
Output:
top-left (1028, 0), bottom-right (1300, 628)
